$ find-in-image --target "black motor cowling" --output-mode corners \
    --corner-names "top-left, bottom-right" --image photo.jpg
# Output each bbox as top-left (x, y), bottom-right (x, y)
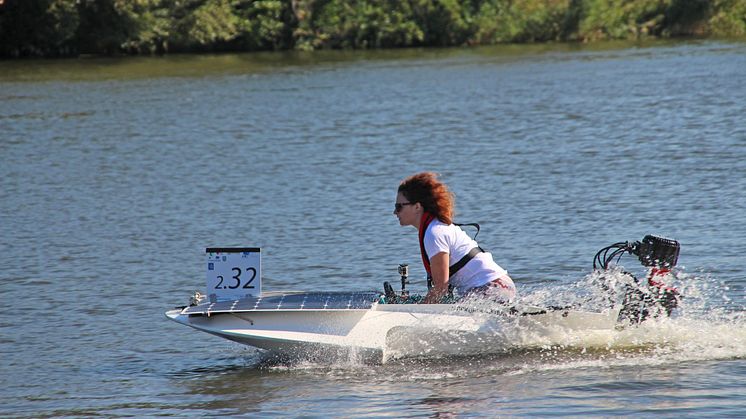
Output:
top-left (633, 235), bottom-right (680, 269)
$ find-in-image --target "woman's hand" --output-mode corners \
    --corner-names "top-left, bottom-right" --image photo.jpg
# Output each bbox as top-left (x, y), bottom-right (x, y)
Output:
top-left (423, 252), bottom-right (449, 303)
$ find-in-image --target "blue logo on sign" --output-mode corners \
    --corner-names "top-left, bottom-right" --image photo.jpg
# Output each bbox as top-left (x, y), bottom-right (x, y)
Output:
top-left (208, 263), bottom-right (214, 270)
top-left (222, 256), bottom-right (227, 261)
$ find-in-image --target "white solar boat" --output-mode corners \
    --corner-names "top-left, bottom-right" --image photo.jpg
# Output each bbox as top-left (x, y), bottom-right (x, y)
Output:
top-left (165, 291), bottom-right (623, 361)
top-left (166, 236), bottom-right (681, 362)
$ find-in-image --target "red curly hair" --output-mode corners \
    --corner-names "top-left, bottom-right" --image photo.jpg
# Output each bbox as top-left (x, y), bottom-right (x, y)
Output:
top-left (398, 172), bottom-right (454, 224)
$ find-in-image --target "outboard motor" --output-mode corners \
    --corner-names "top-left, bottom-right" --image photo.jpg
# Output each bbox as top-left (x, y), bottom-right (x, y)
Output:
top-left (594, 235), bottom-right (681, 323)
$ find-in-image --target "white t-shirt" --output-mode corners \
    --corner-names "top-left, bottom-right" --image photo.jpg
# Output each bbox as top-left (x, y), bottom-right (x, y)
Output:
top-left (423, 220), bottom-right (511, 294)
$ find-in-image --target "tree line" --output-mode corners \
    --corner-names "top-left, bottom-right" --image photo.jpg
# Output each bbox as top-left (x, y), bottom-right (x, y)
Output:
top-left (1, 0), bottom-right (744, 58)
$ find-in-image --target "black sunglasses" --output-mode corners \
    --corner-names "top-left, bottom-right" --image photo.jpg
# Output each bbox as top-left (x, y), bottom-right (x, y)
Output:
top-left (394, 202), bottom-right (415, 212)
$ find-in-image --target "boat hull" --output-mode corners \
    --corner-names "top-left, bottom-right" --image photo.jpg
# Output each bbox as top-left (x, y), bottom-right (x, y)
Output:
top-left (166, 293), bottom-right (621, 362)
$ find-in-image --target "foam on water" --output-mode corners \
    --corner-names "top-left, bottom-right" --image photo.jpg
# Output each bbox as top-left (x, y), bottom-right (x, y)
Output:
top-left (498, 269), bottom-right (743, 360)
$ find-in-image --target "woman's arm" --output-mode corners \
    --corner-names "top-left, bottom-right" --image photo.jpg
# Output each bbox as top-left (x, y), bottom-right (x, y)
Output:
top-left (423, 251), bottom-right (449, 303)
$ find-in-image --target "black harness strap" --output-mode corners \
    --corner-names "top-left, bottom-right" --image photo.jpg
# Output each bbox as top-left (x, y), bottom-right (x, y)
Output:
top-left (454, 222), bottom-right (480, 239)
top-left (448, 246), bottom-right (484, 277)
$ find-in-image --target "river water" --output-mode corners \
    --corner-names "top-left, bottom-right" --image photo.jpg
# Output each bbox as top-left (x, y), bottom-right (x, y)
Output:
top-left (1, 40), bottom-right (745, 417)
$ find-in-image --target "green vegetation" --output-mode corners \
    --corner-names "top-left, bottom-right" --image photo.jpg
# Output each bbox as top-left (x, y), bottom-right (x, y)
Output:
top-left (1, 0), bottom-right (744, 57)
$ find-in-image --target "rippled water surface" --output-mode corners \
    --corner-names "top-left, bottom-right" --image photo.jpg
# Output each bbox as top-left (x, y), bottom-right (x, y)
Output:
top-left (2, 41), bottom-right (746, 417)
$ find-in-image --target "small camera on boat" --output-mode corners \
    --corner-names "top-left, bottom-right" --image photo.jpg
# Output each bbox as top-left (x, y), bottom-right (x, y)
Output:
top-left (398, 263), bottom-right (410, 297)
top-left (382, 264), bottom-right (412, 303)
top-left (398, 263), bottom-right (409, 278)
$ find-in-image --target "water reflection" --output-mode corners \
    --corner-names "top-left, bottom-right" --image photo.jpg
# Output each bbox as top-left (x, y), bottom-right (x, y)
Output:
top-left (0, 39), bottom-right (708, 83)
top-left (176, 366), bottom-right (272, 416)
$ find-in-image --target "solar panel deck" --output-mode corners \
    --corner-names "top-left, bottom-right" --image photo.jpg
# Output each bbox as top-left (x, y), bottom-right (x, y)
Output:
top-left (182, 291), bottom-right (380, 315)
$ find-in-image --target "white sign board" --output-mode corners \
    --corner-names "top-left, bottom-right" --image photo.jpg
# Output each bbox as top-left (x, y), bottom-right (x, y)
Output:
top-left (206, 247), bottom-right (261, 301)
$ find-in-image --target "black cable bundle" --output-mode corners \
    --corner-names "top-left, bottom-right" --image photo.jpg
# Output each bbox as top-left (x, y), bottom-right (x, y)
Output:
top-left (593, 241), bottom-right (635, 270)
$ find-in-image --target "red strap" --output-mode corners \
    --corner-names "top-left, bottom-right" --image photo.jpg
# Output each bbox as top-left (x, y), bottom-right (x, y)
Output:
top-left (648, 267), bottom-right (677, 292)
top-left (418, 212), bottom-right (436, 275)
top-left (490, 277), bottom-right (511, 290)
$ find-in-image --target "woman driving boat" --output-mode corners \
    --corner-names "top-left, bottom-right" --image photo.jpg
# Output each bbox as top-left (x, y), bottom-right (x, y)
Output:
top-left (394, 172), bottom-right (516, 304)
